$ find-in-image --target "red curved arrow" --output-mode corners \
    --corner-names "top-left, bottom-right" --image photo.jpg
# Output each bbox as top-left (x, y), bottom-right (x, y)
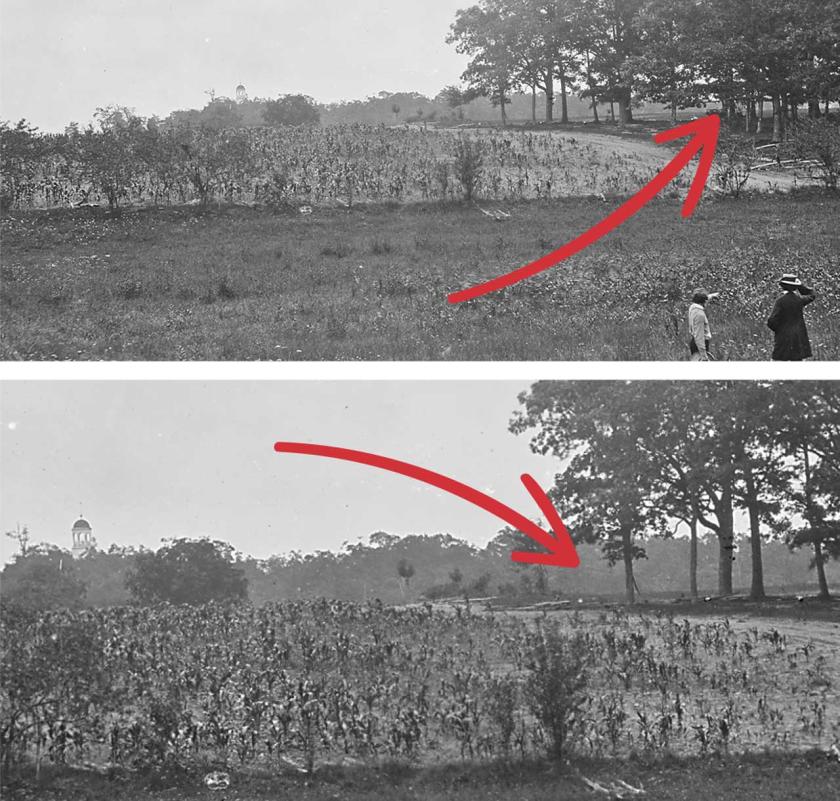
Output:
top-left (273, 442), bottom-right (579, 568)
top-left (448, 114), bottom-right (721, 304)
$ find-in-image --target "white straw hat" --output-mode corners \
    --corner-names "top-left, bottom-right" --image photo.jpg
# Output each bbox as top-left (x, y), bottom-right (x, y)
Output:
top-left (779, 274), bottom-right (805, 289)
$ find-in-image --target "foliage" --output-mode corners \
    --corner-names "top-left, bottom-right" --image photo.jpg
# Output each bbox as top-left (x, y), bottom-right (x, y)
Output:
top-left (1, 602), bottom-right (836, 775)
top-left (512, 382), bottom-right (840, 602)
top-left (713, 131), bottom-right (758, 198)
top-left (452, 136), bottom-right (485, 200)
top-left (524, 626), bottom-right (588, 761)
top-left (786, 119), bottom-right (840, 190)
top-left (263, 95), bottom-right (321, 128)
top-left (0, 124), bottom-right (679, 210)
top-left (0, 548), bottom-right (86, 611)
top-left (126, 538), bottom-right (247, 606)
top-left (446, 0), bottom-right (840, 133)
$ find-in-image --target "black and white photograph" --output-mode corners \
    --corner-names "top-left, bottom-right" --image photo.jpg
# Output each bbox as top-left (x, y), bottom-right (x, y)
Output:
top-left (1, 380), bottom-right (839, 799)
top-left (2, 0), bottom-right (840, 798)
top-left (0, 0), bottom-right (838, 361)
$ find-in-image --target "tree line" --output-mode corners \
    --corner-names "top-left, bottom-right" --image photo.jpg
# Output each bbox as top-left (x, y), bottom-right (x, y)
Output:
top-left (446, 0), bottom-right (840, 135)
top-left (0, 527), bottom-right (831, 612)
top-left (512, 381), bottom-right (840, 604)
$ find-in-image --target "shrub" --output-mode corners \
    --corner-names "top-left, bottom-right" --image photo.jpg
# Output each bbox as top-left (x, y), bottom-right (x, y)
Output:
top-left (453, 136), bottom-right (484, 201)
top-left (786, 118), bottom-right (840, 190)
top-left (713, 133), bottom-right (757, 198)
top-left (524, 626), bottom-right (589, 762)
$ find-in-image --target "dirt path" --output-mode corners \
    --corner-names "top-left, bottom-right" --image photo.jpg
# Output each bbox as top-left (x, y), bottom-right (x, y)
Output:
top-left (567, 129), bottom-right (811, 192)
top-left (683, 611), bottom-right (840, 651)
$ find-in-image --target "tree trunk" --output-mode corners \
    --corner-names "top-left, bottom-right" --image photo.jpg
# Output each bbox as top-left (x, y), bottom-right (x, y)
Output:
top-left (617, 91), bottom-right (633, 125)
top-left (585, 52), bottom-right (599, 123)
top-left (757, 97), bottom-right (765, 134)
top-left (689, 516), bottom-right (699, 599)
top-left (808, 99), bottom-right (821, 119)
top-left (545, 74), bottom-right (554, 122)
top-left (622, 527), bottom-right (635, 605)
top-left (772, 95), bottom-right (784, 143)
top-left (531, 85), bottom-right (537, 123)
top-left (743, 463), bottom-right (765, 599)
top-left (804, 447), bottom-right (831, 600)
top-left (717, 480), bottom-right (735, 596)
top-left (559, 73), bottom-right (569, 124)
top-left (814, 539), bottom-right (830, 600)
top-left (609, 99), bottom-right (615, 123)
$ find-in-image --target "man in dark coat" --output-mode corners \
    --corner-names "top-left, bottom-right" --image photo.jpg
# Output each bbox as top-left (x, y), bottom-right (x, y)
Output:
top-left (767, 274), bottom-right (816, 361)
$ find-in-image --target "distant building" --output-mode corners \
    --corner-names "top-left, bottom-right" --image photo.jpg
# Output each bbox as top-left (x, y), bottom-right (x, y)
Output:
top-left (71, 517), bottom-right (96, 558)
top-left (236, 84), bottom-right (247, 103)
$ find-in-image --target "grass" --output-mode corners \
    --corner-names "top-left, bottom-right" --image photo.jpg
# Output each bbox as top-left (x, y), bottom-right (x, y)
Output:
top-left (3, 752), bottom-right (837, 800)
top-left (1, 192), bottom-right (838, 360)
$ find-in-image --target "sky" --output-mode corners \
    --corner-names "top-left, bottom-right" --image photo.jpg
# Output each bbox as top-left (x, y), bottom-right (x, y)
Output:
top-left (0, 381), bottom-right (565, 562)
top-left (0, 0), bottom-right (469, 132)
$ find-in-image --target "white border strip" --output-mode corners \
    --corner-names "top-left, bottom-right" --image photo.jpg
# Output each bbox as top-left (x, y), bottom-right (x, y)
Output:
top-left (1, 361), bottom-right (838, 381)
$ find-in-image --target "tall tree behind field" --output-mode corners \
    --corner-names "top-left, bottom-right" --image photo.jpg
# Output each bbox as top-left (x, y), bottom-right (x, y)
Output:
top-left (723, 383), bottom-right (788, 600)
top-left (631, 383), bottom-right (721, 599)
top-left (127, 538), bottom-right (247, 605)
top-left (630, 0), bottom-right (707, 122)
top-left (773, 383), bottom-right (840, 599)
top-left (508, 0), bottom-right (580, 123)
top-left (263, 94), bottom-right (321, 127)
top-left (448, 2), bottom-right (520, 124)
top-left (578, 0), bottom-right (645, 124)
top-left (511, 382), bottom-right (667, 604)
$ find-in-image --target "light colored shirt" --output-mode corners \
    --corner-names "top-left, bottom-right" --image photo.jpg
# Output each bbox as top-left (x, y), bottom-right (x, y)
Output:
top-left (688, 303), bottom-right (711, 359)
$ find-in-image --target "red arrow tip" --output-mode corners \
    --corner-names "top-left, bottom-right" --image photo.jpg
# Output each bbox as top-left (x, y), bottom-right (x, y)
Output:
top-left (654, 114), bottom-right (720, 218)
top-left (512, 474), bottom-right (580, 568)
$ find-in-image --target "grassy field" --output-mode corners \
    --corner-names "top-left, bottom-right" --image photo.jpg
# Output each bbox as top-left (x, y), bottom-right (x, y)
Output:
top-left (3, 751), bottom-right (838, 800)
top-left (2, 192), bottom-right (837, 361)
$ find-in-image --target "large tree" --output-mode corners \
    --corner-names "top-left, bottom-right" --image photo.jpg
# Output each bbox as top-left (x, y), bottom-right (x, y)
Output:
top-left (630, 0), bottom-right (707, 122)
top-left (512, 382), bottom-right (667, 603)
top-left (773, 383), bottom-right (840, 599)
top-left (448, 2), bottom-right (520, 125)
top-left (263, 94), bottom-right (321, 127)
top-left (127, 538), bottom-right (247, 605)
top-left (0, 547), bottom-right (86, 611)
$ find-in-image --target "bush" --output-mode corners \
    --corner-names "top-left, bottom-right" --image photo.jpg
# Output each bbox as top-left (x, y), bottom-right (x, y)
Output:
top-left (524, 626), bottom-right (589, 762)
top-left (713, 132), bottom-right (757, 198)
top-left (786, 118), bottom-right (840, 190)
top-left (452, 136), bottom-right (484, 201)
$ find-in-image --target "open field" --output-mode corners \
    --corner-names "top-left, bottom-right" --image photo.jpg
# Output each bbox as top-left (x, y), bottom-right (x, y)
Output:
top-left (2, 192), bottom-right (837, 361)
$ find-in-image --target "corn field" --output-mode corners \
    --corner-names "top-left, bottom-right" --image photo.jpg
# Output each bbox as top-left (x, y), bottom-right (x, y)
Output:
top-left (2, 601), bottom-right (836, 775)
top-left (1, 125), bottom-right (674, 211)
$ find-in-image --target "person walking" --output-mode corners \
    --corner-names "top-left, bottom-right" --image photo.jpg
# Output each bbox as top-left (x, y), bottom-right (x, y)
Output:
top-left (767, 274), bottom-right (816, 361)
top-left (688, 288), bottom-right (717, 361)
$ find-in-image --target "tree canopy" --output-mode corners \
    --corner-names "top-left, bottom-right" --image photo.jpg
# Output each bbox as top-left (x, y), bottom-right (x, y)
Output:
top-left (126, 538), bottom-right (248, 606)
top-left (447, 0), bottom-right (840, 130)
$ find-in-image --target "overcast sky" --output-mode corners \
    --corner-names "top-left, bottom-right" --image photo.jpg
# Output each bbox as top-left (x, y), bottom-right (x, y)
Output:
top-left (0, 381), bottom-right (567, 562)
top-left (0, 0), bottom-right (469, 132)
